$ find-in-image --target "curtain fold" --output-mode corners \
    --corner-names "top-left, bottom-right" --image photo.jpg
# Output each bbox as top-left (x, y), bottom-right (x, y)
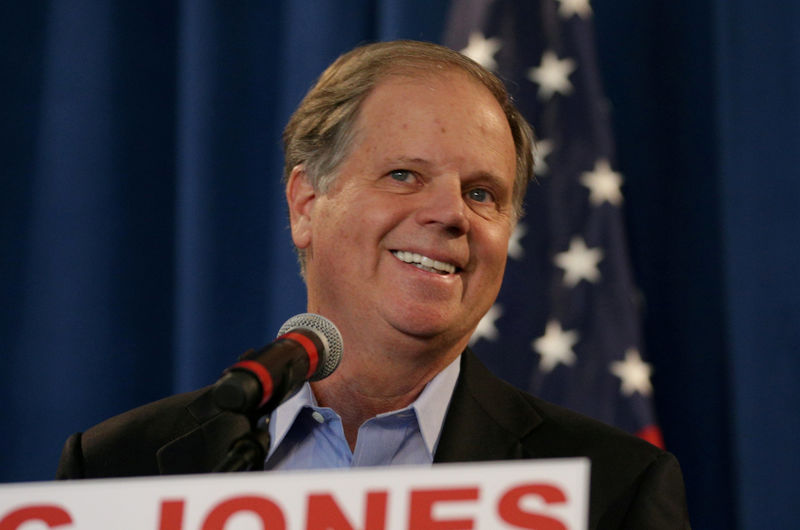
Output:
top-left (715, 2), bottom-right (800, 528)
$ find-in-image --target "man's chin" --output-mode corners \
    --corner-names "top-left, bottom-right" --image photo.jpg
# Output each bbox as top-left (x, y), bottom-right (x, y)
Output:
top-left (385, 314), bottom-right (474, 350)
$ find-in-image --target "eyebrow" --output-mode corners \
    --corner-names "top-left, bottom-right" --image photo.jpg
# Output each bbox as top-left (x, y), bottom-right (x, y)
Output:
top-left (383, 156), bottom-right (431, 167)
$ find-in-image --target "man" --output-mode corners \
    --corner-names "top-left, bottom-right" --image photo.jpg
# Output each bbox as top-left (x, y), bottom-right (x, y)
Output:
top-left (58, 41), bottom-right (690, 528)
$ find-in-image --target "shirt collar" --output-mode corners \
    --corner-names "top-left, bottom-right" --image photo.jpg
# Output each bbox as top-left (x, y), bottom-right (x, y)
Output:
top-left (266, 382), bottom-right (317, 458)
top-left (408, 354), bottom-right (461, 456)
top-left (267, 354), bottom-right (461, 458)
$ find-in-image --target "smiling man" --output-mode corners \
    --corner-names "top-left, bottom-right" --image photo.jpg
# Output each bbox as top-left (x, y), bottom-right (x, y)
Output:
top-left (283, 64), bottom-right (518, 451)
top-left (57, 41), bottom-right (690, 528)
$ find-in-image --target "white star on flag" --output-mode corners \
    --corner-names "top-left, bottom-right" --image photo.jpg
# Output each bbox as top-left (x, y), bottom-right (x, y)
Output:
top-left (527, 50), bottom-right (576, 100)
top-left (554, 236), bottom-right (604, 287)
top-left (460, 31), bottom-right (502, 71)
top-left (610, 348), bottom-right (654, 396)
top-left (556, 0), bottom-right (593, 19)
top-left (470, 304), bottom-right (502, 346)
top-left (580, 158), bottom-right (624, 206)
top-left (508, 223), bottom-right (527, 260)
top-left (533, 138), bottom-right (555, 176)
top-left (532, 320), bottom-right (579, 372)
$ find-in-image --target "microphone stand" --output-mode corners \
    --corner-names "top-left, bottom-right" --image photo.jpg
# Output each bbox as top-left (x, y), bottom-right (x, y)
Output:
top-left (212, 422), bottom-right (271, 473)
top-left (209, 331), bottom-right (322, 472)
top-left (210, 369), bottom-right (284, 473)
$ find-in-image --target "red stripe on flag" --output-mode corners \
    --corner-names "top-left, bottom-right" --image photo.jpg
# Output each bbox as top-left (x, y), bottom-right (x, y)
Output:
top-left (636, 425), bottom-right (665, 449)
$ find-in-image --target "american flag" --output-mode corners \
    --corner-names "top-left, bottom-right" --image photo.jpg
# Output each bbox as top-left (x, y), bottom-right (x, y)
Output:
top-left (445, 0), bottom-right (663, 447)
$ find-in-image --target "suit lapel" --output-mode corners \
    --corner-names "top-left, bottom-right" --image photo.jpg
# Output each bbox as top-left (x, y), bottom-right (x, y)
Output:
top-left (434, 350), bottom-right (542, 463)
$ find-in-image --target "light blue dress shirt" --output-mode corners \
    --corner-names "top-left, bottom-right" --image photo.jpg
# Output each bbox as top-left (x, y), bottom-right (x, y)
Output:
top-left (264, 355), bottom-right (461, 470)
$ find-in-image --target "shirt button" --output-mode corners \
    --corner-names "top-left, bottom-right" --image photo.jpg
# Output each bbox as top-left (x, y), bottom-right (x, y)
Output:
top-left (311, 411), bottom-right (325, 424)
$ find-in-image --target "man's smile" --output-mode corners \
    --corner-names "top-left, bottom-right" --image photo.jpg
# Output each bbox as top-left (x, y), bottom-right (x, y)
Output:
top-left (391, 250), bottom-right (458, 275)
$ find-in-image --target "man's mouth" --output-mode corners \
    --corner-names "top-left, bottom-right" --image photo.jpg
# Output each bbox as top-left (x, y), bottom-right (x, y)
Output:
top-left (391, 250), bottom-right (457, 275)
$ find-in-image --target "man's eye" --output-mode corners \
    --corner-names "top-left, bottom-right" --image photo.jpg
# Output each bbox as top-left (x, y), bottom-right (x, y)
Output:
top-left (389, 170), bottom-right (415, 183)
top-left (467, 188), bottom-right (493, 203)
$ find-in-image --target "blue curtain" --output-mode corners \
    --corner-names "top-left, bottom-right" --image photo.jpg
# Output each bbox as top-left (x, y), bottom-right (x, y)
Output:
top-left (2, 2), bottom-right (798, 529)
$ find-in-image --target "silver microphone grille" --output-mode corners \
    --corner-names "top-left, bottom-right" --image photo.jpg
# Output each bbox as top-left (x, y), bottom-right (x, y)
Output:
top-left (277, 313), bottom-right (343, 380)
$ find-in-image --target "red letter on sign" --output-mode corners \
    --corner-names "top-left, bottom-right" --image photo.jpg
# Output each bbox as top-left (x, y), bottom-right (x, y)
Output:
top-left (497, 484), bottom-right (568, 530)
top-left (202, 496), bottom-right (286, 530)
top-left (158, 499), bottom-right (185, 530)
top-left (306, 491), bottom-right (387, 530)
top-left (408, 487), bottom-right (479, 530)
top-left (0, 505), bottom-right (72, 530)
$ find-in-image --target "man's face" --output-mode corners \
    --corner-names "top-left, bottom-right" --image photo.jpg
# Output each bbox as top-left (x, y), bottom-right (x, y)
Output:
top-left (289, 71), bottom-right (517, 352)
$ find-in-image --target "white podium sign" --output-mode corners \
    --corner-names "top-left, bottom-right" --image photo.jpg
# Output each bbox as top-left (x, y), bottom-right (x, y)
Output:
top-left (0, 459), bottom-right (589, 530)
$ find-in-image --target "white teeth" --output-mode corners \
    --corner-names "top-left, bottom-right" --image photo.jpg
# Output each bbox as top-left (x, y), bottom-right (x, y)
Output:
top-left (392, 251), bottom-right (456, 274)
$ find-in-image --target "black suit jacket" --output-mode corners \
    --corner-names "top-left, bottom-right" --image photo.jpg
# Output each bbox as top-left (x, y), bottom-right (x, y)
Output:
top-left (57, 351), bottom-right (690, 528)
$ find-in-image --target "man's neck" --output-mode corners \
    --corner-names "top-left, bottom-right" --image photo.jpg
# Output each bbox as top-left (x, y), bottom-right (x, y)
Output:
top-left (310, 345), bottom-right (462, 450)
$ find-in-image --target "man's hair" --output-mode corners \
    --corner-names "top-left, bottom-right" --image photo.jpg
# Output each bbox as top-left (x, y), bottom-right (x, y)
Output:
top-left (283, 40), bottom-right (535, 269)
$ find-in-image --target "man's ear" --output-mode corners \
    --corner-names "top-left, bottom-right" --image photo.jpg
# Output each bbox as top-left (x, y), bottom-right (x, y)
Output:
top-left (286, 165), bottom-right (316, 250)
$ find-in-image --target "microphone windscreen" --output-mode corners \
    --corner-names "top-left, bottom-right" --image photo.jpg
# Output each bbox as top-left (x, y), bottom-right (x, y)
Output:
top-left (277, 313), bottom-right (343, 380)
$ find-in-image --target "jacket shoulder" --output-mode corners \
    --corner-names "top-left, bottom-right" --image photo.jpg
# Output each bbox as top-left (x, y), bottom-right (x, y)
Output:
top-left (521, 395), bottom-right (690, 528)
top-left (449, 350), bottom-right (690, 528)
top-left (57, 388), bottom-right (215, 479)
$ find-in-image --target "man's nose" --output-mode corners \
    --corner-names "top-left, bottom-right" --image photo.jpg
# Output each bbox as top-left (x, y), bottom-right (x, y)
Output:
top-left (414, 176), bottom-right (469, 236)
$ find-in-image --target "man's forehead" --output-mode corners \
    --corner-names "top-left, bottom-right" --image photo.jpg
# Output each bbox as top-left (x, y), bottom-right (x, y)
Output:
top-left (354, 72), bottom-right (509, 139)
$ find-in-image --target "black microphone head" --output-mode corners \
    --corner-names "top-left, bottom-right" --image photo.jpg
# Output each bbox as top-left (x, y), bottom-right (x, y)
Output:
top-left (277, 313), bottom-right (343, 381)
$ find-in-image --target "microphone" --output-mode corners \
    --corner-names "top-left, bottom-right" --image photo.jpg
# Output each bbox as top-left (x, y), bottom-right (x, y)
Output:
top-left (212, 313), bottom-right (343, 415)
